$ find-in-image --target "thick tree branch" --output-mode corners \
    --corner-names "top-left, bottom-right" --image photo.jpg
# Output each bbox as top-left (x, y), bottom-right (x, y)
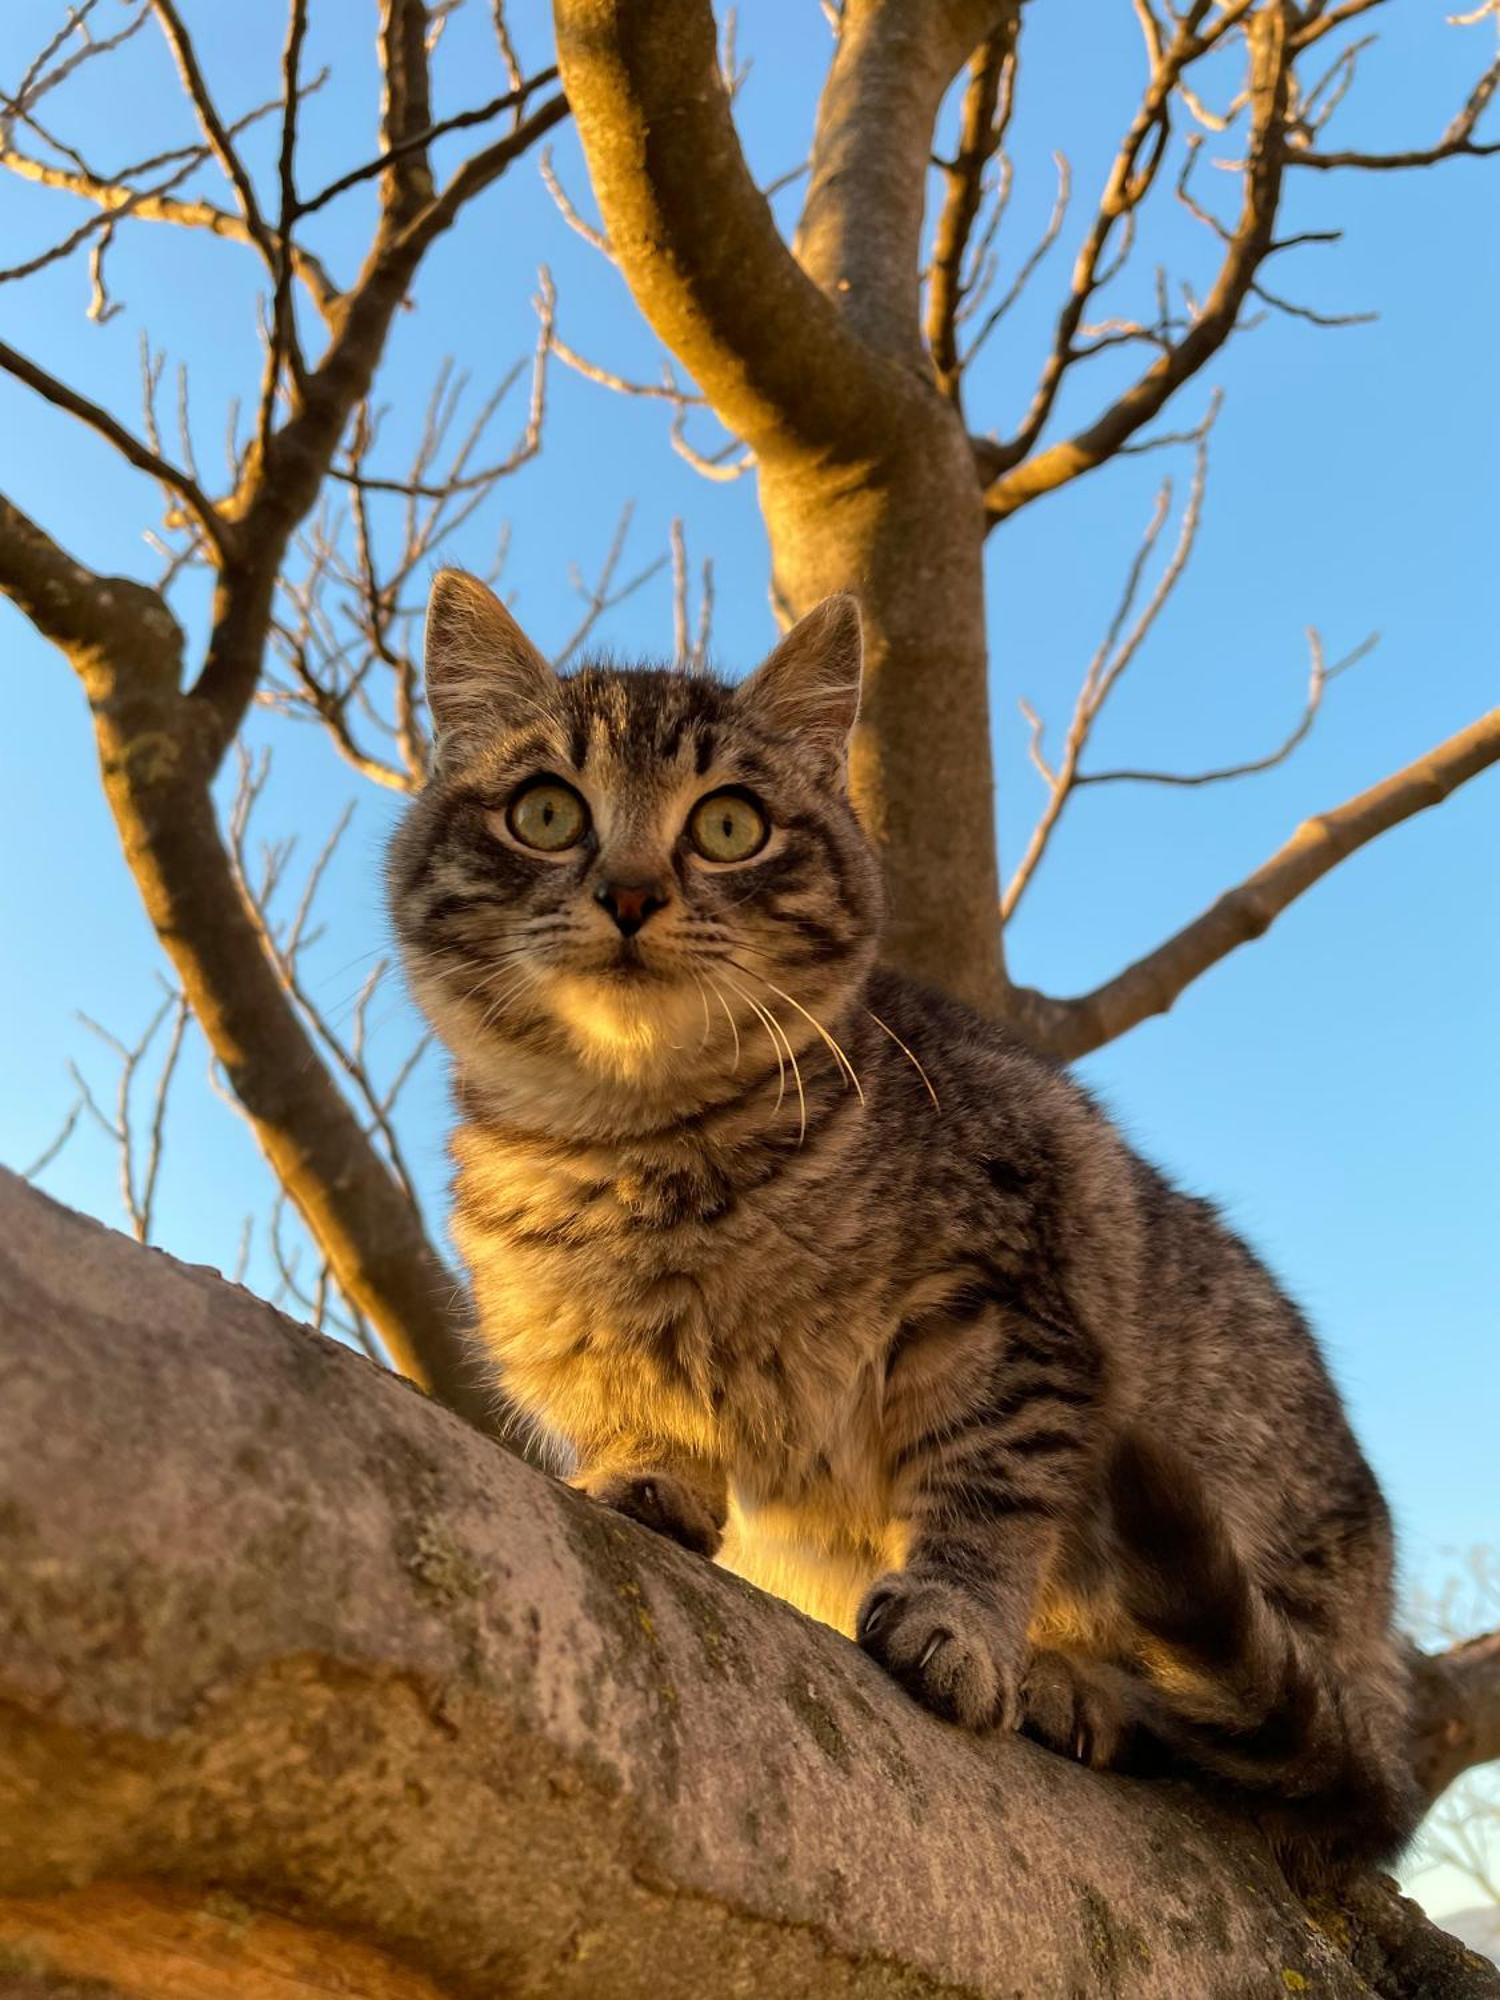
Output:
top-left (1413, 1631), bottom-right (1500, 1806)
top-left (2, 1172), bottom-right (1495, 2000)
top-left (0, 495), bottom-right (493, 1434)
top-left (1010, 706), bottom-right (1500, 1059)
top-left (796, 0), bottom-right (1018, 371)
top-left (552, 0), bottom-right (900, 461)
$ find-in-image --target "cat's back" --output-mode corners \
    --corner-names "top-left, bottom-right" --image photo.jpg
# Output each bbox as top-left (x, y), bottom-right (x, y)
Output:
top-left (865, 968), bottom-right (1361, 1445)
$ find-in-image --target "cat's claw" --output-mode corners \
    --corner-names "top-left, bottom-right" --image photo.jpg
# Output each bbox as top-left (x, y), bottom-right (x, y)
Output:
top-left (857, 1572), bottom-right (1019, 1731)
top-left (1018, 1648), bottom-right (1129, 1770)
top-left (575, 1468), bottom-right (723, 1559)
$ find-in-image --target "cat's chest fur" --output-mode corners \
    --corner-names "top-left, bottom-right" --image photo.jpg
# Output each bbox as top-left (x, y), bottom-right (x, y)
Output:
top-left (452, 1106), bottom-right (900, 1512)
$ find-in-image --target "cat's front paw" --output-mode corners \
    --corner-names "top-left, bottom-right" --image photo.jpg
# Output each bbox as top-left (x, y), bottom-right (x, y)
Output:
top-left (575, 1469), bottom-right (723, 1559)
top-left (856, 1572), bottom-right (1020, 1731)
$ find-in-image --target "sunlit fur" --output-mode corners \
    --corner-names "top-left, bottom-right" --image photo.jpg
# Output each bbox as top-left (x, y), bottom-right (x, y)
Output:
top-left (390, 579), bottom-right (1420, 1886)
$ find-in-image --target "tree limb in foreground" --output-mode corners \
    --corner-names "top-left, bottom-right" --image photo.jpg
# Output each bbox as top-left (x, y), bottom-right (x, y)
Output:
top-left (1, 1169), bottom-right (1495, 1999)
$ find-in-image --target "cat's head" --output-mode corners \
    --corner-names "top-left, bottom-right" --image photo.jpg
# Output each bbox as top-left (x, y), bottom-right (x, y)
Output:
top-left (388, 570), bottom-right (881, 1106)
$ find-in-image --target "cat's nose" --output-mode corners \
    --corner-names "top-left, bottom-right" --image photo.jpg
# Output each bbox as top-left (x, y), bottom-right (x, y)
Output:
top-left (594, 879), bottom-right (669, 938)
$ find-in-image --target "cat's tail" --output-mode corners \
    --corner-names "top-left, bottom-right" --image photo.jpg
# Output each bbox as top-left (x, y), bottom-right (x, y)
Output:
top-left (1106, 1430), bottom-right (1422, 1884)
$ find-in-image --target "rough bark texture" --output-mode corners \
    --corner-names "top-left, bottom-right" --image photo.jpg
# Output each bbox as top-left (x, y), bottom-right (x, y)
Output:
top-left (1, 1169), bottom-right (1495, 2000)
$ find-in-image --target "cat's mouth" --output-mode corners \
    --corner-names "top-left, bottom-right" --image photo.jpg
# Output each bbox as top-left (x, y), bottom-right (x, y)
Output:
top-left (595, 938), bottom-right (661, 981)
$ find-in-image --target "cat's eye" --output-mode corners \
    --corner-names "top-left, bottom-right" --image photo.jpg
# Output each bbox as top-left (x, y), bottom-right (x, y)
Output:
top-left (688, 788), bottom-right (769, 864)
top-left (505, 779), bottom-right (589, 853)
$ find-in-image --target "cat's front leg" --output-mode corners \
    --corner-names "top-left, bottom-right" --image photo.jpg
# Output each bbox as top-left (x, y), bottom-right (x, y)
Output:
top-left (571, 1453), bottom-right (728, 1559)
top-left (859, 1301), bottom-right (1104, 1731)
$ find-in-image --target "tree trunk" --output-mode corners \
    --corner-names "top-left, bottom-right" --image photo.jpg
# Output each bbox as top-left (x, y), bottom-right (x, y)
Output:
top-left (760, 422), bottom-right (1003, 1013)
top-left (2, 1170), bottom-right (1494, 2000)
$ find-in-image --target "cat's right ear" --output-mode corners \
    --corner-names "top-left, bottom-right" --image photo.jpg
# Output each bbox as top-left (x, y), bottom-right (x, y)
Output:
top-left (424, 569), bottom-right (555, 764)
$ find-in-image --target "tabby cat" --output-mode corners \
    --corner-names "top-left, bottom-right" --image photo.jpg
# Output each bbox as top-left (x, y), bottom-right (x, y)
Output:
top-left (389, 569), bottom-right (1420, 1881)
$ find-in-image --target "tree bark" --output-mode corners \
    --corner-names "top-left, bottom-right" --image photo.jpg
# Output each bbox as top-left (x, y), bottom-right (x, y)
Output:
top-left (1, 1170), bottom-right (1494, 2000)
top-left (757, 421), bottom-right (1003, 1014)
top-left (0, 498), bottom-right (492, 1435)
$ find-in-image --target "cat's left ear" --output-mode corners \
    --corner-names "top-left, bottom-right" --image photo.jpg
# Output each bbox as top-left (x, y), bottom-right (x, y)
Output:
top-left (424, 568), bottom-right (557, 764)
top-left (737, 594), bottom-right (863, 774)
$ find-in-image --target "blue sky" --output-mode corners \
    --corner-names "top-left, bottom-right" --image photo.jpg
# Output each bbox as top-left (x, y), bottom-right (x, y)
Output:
top-left (2, 0), bottom-right (1496, 1910)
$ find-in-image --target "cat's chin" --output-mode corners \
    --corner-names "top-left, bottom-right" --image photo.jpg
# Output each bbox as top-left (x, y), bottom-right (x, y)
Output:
top-left (545, 967), bottom-right (713, 1081)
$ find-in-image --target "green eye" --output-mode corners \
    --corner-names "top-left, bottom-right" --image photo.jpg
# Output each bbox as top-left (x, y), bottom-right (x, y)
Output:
top-left (506, 779), bottom-right (588, 852)
top-left (689, 789), bottom-right (769, 863)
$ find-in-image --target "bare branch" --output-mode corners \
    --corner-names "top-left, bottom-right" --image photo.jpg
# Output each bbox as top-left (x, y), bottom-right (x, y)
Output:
top-left (1011, 707), bottom-right (1500, 1059)
top-left (295, 68), bottom-right (560, 220)
top-left (554, 502), bottom-right (668, 669)
top-left (0, 338), bottom-right (230, 557)
top-left (1288, 45), bottom-right (1500, 168)
top-left (962, 151), bottom-right (1072, 369)
top-left (1289, 0), bottom-right (1390, 55)
top-left (1077, 629), bottom-right (1378, 788)
top-left (1003, 405), bottom-right (1216, 924)
top-left (84, 219), bottom-right (121, 323)
top-left (983, 2), bottom-right (1287, 524)
top-left (549, 329), bottom-right (704, 406)
top-left (225, 754), bottom-right (426, 1212)
top-left (73, 983), bottom-right (190, 1244)
top-left (982, 4), bottom-right (1235, 487)
top-left (669, 403), bottom-right (756, 483)
top-left (539, 144), bottom-right (612, 256)
top-left (1246, 278), bottom-right (1376, 327)
top-left (268, 0), bottom-right (311, 414)
top-left (927, 21), bottom-right (1018, 402)
top-left (545, 274), bottom-right (759, 482)
top-left (20, 1097), bottom-right (85, 1183)
top-left (147, 1), bottom-right (281, 278)
top-left (671, 516), bottom-right (689, 669)
top-left (3, 3), bottom-right (149, 126)
top-left (0, 77), bottom-right (341, 321)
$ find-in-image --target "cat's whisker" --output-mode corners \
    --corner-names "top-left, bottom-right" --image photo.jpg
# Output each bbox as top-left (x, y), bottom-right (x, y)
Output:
top-left (757, 998), bottom-right (806, 1145)
top-left (477, 980), bottom-right (530, 1033)
top-left (721, 973), bottom-right (796, 1130)
top-left (704, 975), bottom-right (741, 1073)
top-left (450, 953), bottom-right (535, 1009)
top-left (464, 956), bottom-right (545, 1031)
top-left (689, 971), bottom-right (715, 1055)
top-left (863, 1007), bottom-right (941, 1113)
top-left (727, 959), bottom-right (865, 1106)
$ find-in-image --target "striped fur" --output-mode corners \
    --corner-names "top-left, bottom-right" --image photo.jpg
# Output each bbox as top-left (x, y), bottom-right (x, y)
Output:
top-left (389, 574), bottom-right (1420, 1884)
